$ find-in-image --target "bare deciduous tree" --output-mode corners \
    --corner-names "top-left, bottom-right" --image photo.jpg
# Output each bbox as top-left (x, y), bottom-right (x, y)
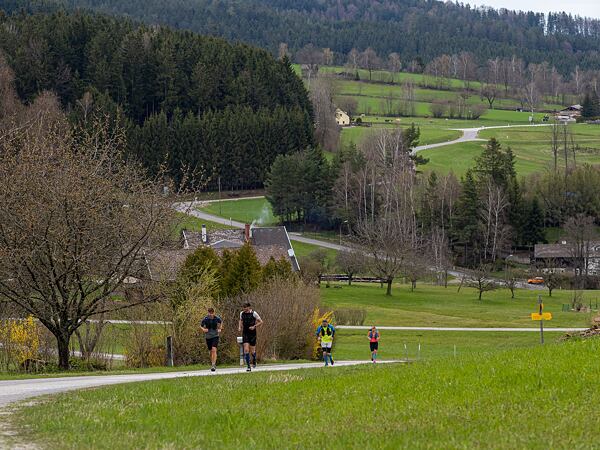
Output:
top-left (0, 104), bottom-right (174, 369)
top-left (468, 265), bottom-right (498, 300)
top-left (565, 214), bottom-right (596, 289)
top-left (481, 83), bottom-right (498, 109)
top-left (335, 250), bottom-right (366, 285)
top-left (359, 48), bottom-right (381, 81)
top-left (480, 181), bottom-right (510, 262)
top-left (356, 215), bottom-right (406, 296)
top-left (388, 52), bottom-right (402, 83)
top-left (296, 44), bottom-right (323, 87)
top-left (430, 227), bottom-right (452, 287)
top-left (278, 42), bottom-right (289, 60)
top-left (310, 76), bottom-right (340, 151)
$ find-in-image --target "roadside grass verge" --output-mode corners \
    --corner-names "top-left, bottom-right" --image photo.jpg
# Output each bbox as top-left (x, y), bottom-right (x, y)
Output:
top-left (13, 339), bottom-right (600, 449)
top-left (332, 329), bottom-right (561, 361)
top-left (173, 212), bottom-right (234, 236)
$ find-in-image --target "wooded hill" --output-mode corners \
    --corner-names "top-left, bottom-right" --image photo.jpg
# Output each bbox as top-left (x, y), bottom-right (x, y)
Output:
top-left (0, 11), bottom-right (314, 188)
top-left (9, 0), bottom-right (600, 75)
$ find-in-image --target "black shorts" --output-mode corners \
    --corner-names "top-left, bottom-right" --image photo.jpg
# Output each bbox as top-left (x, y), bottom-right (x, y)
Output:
top-left (242, 332), bottom-right (257, 346)
top-left (370, 342), bottom-right (379, 352)
top-left (206, 337), bottom-right (219, 350)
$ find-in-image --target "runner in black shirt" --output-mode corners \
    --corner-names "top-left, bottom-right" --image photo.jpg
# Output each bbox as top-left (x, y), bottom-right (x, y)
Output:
top-left (200, 307), bottom-right (223, 372)
top-left (238, 302), bottom-right (263, 372)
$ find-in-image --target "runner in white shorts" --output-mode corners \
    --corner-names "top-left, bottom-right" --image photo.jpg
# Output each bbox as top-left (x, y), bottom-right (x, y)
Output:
top-left (315, 319), bottom-right (336, 366)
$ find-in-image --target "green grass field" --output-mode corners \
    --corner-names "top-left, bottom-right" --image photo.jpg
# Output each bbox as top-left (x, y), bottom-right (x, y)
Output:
top-left (13, 339), bottom-right (600, 449)
top-left (173, 212), bottom-right (235, 237)
top-left (422, 124), bottom-right (600, 177)
top-left (333, 328), bottom-right (563, 361)
top-left (321, 283), bottom-right (597, 328)
top-left (200, 198), bottom-right (276, 226)
top-left (333, 79), bottom-right (563, 115)
top-left (340, 123), bottom-right (461, 148)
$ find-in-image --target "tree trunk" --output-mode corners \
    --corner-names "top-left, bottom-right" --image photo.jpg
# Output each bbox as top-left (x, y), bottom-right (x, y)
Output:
top-left (348, 275), bottom-right (352, 286)
top-left (386, 278), bottom-right (393, 296)
top-left (478, 289), bottom-right (483, 301)
top-left (56, 333), bottom-right (71, 370)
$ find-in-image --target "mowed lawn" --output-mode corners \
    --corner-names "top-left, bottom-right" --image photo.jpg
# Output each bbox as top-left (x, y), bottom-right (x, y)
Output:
top-left (200, 197), bottom-right (276, 225)
top-left (13, 339), bottom-right (600, 449)
top-left (321, 283), bottom-right (597, 328)
top-left (421, 124), bottom-right (600, 176)
top-left (340, 123), bottom-right (461, 148)
top-left (333, 328), bottom-right (558, 361)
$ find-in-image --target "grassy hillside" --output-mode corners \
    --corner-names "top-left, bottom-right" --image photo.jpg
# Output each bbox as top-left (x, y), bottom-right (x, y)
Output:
top-left (333, 76), bottom-right (564, 117)
top-left (421, 125), bottom-right (600, 177)
top-left (321, 283), bottom-right (596, 328)
top-left (14, 339), bottom-right (600, 449)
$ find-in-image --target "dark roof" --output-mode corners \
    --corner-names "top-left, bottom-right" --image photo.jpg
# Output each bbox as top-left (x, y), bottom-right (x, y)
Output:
top-left (211, 239), bottom-right (244, 249)
top-left (182, 230), bottom-right (204, 249)
top-left (251, 226), bottom-right (300, 271)
top-left (182, 229), bottom-right (245, 249)
top-left (144, 249), bottom-right (194, 282)
top-left (534, 242), bottom-right (600, 259)
top-left (177, 226), bottom-right (300, 273)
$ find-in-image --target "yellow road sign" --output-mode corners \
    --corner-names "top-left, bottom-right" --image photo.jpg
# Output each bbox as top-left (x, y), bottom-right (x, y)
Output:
top-left (531, 313), bottom-right (552, 321)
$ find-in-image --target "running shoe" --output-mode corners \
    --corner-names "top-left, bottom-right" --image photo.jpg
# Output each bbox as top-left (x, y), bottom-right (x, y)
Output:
top-left (211, 365), bottom-right (216, 372)
top-left (246, 366), bottom-right (251, 372)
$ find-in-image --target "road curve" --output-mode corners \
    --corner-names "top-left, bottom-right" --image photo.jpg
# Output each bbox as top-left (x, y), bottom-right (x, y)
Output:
top-left (174, 202), bottom-right (352, 251)
top-left (412, 123), bottom-right (553, 154)
top-left (0, 360), bottom-right (399, 407)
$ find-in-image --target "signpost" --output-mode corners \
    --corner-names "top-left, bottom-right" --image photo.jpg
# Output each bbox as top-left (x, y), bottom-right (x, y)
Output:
top-left (531, 295), bottom-right (552, 344)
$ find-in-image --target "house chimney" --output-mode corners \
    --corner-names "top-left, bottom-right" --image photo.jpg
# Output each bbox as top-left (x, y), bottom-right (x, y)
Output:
top-left (245, 223), bottom-right (251, 242)
top-left (201, 224), bottom-right (207, 244)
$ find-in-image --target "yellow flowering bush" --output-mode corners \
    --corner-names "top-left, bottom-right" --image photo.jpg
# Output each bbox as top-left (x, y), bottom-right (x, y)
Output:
top-left (0, 316), bottom-right (40, 371)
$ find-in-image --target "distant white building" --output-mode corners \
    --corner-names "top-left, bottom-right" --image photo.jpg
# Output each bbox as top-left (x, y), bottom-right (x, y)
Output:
top-left (335, 108), bottom-right (350, 126)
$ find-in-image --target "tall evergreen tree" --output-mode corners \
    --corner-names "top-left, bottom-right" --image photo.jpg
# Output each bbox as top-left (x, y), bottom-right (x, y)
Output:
top-left (522, 198), bottom-right (547, 248)
top-left (222, 243), bottom-right (263, 297)
top-left (453, 169), bottom-right (481, 266)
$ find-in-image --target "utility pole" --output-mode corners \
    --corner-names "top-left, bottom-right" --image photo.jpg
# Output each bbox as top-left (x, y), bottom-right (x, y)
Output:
top-left (218, 176), bottom-right (222, 216)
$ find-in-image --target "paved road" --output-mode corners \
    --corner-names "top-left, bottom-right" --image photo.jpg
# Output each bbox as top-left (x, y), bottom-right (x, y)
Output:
top-left (412, 124), bottom-right (552, 154)
top-left (337, 326), bottom-right (585, 332)
top-left (174, 202), bottom-right (545, 290)
top-left (174, 202), bottom-right (351, 251)
top-left (0, 360), bottom-right (398, 407)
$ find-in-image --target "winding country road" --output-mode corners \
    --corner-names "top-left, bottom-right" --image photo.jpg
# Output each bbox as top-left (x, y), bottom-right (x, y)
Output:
top-left (412, 123), bottom-right (552, 154)
top-left (174, 123), bottom-right (557, 288)
top-left (174, 202), bottom-right (351, 251)
top-left (0, 360), bottom-right (398, 407)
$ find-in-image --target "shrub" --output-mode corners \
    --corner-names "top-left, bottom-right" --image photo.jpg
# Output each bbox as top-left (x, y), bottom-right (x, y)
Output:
top-left (223, 278), bottom-right (321, 361)
top-left (430, 100), bottom-right (447, 118)
top-left (469, 104), bottom-right (486, 119)
top-left (123, 322), bottom-right (167, 368)
top-left (163, 268), bottom-right (220, 365)
top-left (333, 308), bottom-right (367, 326)
top-left (0, 316), bottom-right (40, 372)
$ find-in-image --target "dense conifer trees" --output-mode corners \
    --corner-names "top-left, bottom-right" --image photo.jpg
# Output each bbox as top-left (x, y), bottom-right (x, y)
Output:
top-left (0, 11), bottom-right (314, 187)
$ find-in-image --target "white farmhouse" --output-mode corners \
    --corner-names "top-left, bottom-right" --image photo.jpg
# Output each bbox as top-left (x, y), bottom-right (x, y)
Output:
top-left (335, 108), bottom-right (350, 126)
